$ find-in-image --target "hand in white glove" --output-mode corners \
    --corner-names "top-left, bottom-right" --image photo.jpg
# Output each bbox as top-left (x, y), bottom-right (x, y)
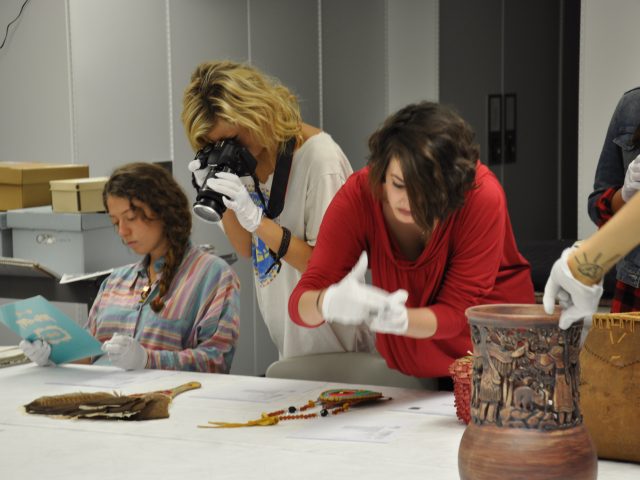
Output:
top-left (368, 289), bottom-right (409, 335)
top-left (188, 159), bottom-right (211, 190)
top-left (206, 172), bottom-right (263, 232)
top-left (19, 339), bottom-right (54, 367)
top-left (321, 251), bottom-right (392, 326)
top-left (621, 154), bottom-right (640, 203)
top-left (543, 247), bottom-right (604, 329)
top-left (101, 333), bottom-right (148, 370)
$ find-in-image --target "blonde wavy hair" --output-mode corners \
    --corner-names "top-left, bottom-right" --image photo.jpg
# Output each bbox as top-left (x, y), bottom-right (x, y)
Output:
top-left (181, 60), bottom-right (302, 157)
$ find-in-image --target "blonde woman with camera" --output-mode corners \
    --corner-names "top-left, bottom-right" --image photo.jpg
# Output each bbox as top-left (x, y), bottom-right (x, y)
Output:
top-left (182, 60), bottom-right (371, 359)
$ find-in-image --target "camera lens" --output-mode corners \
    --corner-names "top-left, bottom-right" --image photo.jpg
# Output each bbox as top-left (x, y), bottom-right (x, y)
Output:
top-left (193, 204), bottom-right (222, 223)
top-left (193, 189), bottom-right (226, 223)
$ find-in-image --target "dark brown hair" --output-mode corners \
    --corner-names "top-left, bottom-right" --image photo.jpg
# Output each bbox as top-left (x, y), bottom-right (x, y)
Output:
top-left (103, 162), bottom-right (192, 312)
top-left (368, 101), bottom-right (478, 236)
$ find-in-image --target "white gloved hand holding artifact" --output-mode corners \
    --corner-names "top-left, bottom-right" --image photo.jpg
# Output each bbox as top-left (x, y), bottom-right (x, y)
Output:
top-left (543, 247), bottom-right (604, 329)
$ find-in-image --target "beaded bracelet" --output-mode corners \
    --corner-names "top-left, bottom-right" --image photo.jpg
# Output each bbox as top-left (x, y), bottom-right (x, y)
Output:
top-left (266, 226), bottom-right (292, 274)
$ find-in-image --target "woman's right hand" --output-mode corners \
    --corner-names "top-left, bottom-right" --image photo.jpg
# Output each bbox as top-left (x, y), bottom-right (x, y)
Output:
top-left (188, 159), bottom-right (211, 190)
top-left (19, 339), bottom-right (54, 367)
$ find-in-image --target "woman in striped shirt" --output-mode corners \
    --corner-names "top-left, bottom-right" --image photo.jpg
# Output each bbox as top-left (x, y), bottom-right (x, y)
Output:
top-left (20, 163), bottom-right (240, 372)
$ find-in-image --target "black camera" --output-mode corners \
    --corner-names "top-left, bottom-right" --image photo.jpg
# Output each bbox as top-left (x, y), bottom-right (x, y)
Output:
top-left (192, 138), bottom-right (257, 223)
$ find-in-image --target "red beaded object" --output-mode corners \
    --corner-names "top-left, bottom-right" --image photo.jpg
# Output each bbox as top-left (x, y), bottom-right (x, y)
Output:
top-left (200, 388), bottom-right (389, 428)
top-left (449, 355), bottom-right (473, 424)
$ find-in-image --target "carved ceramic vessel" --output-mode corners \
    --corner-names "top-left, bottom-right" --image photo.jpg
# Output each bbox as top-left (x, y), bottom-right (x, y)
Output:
top-left (458, 304), bottom-right (597, 480)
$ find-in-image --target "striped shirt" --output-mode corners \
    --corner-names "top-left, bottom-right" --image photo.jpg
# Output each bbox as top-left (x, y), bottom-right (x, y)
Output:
top-left (85, 243), bottom-right (240, 373)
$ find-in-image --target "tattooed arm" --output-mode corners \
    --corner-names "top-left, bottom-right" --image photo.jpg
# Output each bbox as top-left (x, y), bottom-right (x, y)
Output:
top-left (568, 189), bottom-right (640, 285)
top-left (543, 184), bottom-right (640, 327)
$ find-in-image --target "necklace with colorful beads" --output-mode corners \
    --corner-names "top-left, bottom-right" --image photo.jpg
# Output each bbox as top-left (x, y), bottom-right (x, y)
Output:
top-left (199, 388), bottom-right (391, 428)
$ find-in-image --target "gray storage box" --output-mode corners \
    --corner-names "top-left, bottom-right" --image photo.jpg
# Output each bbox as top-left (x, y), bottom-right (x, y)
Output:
top-left (7, 206), bottom-right (139, 275)
top-left (0, 213), bottom-right (12, 257)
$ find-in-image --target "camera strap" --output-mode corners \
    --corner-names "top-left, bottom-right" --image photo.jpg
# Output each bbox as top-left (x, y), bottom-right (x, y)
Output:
top-left (251, 137), bottom-right (296, 219)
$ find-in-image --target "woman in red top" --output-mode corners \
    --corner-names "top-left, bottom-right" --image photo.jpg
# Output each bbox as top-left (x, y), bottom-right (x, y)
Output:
top-left (289, 101), bottom-right (534, 380)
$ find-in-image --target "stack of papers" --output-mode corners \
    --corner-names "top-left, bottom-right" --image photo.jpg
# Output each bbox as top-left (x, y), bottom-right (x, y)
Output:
top-left (0, 345), bottom-right (29, 368)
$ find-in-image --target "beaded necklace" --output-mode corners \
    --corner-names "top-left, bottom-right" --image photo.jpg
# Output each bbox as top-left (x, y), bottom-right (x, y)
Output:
top-left (199, 388), bottom-right (391, 428)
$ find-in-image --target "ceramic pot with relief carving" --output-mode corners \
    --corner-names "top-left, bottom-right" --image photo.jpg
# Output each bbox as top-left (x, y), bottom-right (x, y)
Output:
top-left (458, 304), bottom-right (597, 480)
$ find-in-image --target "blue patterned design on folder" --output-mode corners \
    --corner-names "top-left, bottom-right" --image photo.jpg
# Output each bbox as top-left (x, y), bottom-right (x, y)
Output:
top-left (0, 296), bottom-right (104, 364)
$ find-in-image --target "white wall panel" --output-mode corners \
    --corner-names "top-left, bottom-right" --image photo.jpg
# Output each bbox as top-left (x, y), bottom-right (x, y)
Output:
top-left (322, 0), bottom-right (387, 171)
top-left (0, 0), bottom-right (72, 164)
top-left (387, 0), bottom-right (439, 113)
top-left (250, 0), bottom-right (320, 126)
top-left (69, 0), bottom-right (170, 176)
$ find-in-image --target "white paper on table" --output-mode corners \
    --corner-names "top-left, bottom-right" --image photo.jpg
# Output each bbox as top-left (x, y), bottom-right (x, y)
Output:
top-left (45, 368), bottom-right (180, 389)
top-left (289, 414), bottom-right (413, 443)
top-left (191, 377), bottom-right (319, 403)
top-left (59, 268), bottom-right (114, 284)
top-left (388, 391), bottom-right (456, 417)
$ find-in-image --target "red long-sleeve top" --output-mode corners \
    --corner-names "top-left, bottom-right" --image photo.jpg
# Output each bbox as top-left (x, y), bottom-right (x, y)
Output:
top-left (289, 163), bottom-right (534, 378)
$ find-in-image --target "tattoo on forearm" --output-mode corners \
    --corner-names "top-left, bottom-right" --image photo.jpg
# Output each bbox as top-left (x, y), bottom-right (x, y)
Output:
top-left (575, 252), bottom-right (621, 281)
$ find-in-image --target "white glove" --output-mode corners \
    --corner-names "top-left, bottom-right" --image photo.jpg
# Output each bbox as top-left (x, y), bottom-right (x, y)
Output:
top-left (188, 159), bottom-right (211, 189)
top-left (368, 289), bottom-right (409, 335)
top-left (321, 252), bottom-right (392, 326)
top-left (206, 172), bottom-right (263, 232)
top-left (19, 339), bottom-right (54, 367)
top-left (101, 333), bottom-right (148, 370)
top-left (543, 248), bottom-right (604, 329)
top-left (621, 154), bottom-right (640, 202)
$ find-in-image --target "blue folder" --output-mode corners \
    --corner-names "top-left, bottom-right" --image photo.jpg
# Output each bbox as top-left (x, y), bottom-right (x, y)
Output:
top-left (0, 295), bottom-right (104, 364)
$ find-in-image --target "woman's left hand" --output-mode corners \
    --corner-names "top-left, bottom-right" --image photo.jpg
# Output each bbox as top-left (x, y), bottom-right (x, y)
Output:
top-left (102, 333), bottom-right (148, 370)
top-left (206, 172), bottom-right (263, 232)
top-left (368, 289), bottom-right (409, 335)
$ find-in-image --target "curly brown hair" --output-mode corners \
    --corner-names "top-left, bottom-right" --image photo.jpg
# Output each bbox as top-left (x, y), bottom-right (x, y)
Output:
top-left (368, 101), bottom-right (479, 236)
top-left (103, 162), bottom-right (192, 312)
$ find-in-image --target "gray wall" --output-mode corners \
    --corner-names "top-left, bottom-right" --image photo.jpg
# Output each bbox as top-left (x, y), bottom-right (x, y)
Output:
top-left (578, 0), bottom-right (640, 239)
top-left (0, 0), bottom-right (438, 375)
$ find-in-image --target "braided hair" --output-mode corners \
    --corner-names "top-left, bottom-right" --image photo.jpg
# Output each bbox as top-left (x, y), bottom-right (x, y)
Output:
top-left (103, 162), bottom-right (192, 312)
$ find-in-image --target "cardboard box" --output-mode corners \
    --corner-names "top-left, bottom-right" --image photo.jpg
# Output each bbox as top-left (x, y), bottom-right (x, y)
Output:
top-left (50, 177), bottom-right (109, 213)
top-left (6, 206), bottom-right (139, 275)
top-left (0, 162), bottom-right (89, 211)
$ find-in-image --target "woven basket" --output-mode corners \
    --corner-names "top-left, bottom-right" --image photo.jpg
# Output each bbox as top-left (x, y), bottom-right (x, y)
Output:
top-left (580, 312), bottom-right (640, 463)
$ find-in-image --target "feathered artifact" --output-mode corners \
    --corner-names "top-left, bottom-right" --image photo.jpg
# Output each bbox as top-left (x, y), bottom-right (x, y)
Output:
top-left (24, 381), bottom-right (201, 420)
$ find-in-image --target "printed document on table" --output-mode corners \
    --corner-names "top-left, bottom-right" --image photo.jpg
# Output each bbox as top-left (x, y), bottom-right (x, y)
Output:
top-left (45, 368), bottom-right (180, 389)
top-left (0, 295), bottom-right (103, 364)
top-left (388, 391), bottom-right (457, 417)
top-left (192, 377), bottom-right (319, 403)
top-left (289, 414), bottom-right (413, 443)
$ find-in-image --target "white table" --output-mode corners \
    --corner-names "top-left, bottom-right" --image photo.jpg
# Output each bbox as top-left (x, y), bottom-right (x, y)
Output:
top-left (1, 364), bottom-right (637, 479)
